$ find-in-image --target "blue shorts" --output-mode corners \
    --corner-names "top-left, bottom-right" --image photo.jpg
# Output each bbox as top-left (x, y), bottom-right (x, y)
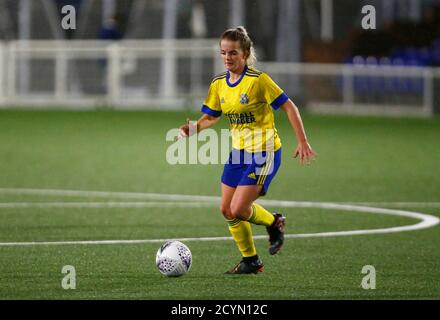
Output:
top-left (221, 148), bottom-right (282, 196)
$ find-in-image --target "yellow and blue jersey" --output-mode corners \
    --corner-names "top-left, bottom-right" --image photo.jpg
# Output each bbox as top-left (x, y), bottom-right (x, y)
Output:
top-left (201, 65), bottom-right (289, 153)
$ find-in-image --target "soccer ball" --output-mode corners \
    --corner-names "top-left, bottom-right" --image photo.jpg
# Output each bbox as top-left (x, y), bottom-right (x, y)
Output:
top-left (155, 240), bottom-right (192, 277)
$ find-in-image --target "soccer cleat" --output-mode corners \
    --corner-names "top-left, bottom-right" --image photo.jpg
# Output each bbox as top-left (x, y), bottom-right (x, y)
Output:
top-left (224, 258), bottom-right (264, 275)
top-left (266, 213), bottom-right (286, 255)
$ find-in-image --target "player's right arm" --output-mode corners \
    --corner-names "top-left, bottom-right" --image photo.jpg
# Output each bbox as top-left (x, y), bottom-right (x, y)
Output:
top-left (178, 114), bottom-right (220, 138)
top-left (178, 76), bottom-right (223, 139)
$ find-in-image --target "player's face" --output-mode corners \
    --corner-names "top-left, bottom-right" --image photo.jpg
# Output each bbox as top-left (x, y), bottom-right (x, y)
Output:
top-left (220, 39), bottom-right (247, 74)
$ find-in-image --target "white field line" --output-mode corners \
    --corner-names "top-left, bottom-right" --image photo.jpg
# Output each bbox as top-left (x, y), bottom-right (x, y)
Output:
top-left (1, 187), bottom-right (439, 208)
top-left (0, 202), bottom-right (217, 209)
top-left (345, 202), bottom-right (440, 208)
top-left (0, 188), bottom-right (221, 202)
top-left (0, 188), bottom-right (438, 247)
top-left (0, 201), bottom-right (439, 211)
top-left (1, 201), bottom-right (440, 209)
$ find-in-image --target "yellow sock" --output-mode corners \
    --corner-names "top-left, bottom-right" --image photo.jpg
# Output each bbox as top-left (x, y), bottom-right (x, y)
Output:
top-left (227, 219), bottom-right (257, 257)
top-left (247, 203), bottom-right (275, 227)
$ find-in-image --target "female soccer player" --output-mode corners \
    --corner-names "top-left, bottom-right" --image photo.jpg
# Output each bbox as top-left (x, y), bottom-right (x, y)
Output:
top-left (179, 26), bottom-right (316, 274)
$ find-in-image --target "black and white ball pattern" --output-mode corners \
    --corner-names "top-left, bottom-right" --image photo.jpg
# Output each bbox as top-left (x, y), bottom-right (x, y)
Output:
top-left (176, 243), bottom-right (192, 269)
top-left (156, 240), bottom-right (192, 277)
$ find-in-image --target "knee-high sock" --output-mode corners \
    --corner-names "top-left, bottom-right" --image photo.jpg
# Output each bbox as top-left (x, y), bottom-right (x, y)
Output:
top-left (227, 218), bottom-right (257, 258)
top-left (247, 203), bottom-right (275, 227)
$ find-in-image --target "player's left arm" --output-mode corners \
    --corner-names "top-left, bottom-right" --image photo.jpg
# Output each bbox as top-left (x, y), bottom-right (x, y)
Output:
top-left (280, 99), bottom-right (317, 165)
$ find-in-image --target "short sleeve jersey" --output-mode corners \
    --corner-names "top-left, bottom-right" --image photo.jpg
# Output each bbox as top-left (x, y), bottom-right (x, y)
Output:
top-left (201, 65), bottom-right (288, 152)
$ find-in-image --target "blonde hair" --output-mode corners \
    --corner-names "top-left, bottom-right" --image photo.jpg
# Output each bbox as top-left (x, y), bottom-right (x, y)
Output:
top-left (220, 26), bottom-right (257, 67)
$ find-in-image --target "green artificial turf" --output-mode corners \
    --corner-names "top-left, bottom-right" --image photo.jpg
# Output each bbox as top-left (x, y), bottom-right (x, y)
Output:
top-left (0, 110), bottom-right (439, 299)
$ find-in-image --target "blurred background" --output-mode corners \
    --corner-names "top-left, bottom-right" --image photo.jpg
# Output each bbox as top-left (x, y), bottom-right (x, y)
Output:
top-left (0, 0), bottom-right (439, 116)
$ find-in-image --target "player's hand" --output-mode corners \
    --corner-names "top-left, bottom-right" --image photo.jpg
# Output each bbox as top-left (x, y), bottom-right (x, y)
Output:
top-left (294, 142), bottom-right (316, 165)
top-left (176, 118), bottom-right (197, 141)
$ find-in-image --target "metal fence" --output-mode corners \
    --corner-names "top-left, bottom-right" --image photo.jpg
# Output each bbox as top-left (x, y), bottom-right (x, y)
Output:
top-left (260, 61), bottom-right (438, 117)
top-left (0, 40), bottom-right (438, 116)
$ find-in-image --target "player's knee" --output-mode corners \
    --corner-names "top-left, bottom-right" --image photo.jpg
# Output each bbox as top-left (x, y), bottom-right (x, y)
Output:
top-left (230, 203), bottom-right (247, 220)
top-left (220, 205), bottom-right (234, 220)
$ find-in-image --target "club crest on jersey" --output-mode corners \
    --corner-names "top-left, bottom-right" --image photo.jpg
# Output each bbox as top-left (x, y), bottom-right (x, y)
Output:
top-left (240, 93), bottom-right (249, 105)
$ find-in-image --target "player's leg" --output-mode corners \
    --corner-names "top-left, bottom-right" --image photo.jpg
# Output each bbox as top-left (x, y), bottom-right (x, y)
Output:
top-left (230, 185), bottom-right (275, 226)
top-left (221, 183), bottom-right (261, 274)
top-left (221, 150), bottom-right (259, 265)
top-left (233, 149), bottom-right (286, 255)
top-left (220, 182), bottom-right (236, 220)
